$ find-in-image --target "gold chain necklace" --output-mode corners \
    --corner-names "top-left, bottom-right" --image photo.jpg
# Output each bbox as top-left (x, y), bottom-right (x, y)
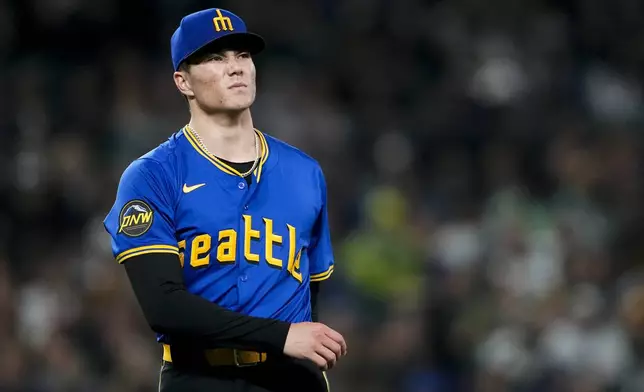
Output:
top-left (187, 125), bottom-right (260, 177)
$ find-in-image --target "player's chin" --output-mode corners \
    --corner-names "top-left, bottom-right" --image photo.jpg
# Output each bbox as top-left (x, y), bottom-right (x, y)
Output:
top-left (224, 96), bottom-right (255, 111)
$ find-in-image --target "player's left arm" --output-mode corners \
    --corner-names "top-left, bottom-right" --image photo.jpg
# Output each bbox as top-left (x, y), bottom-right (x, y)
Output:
top-left (308, 168), bottom-right (334, 323)
top-left (308, 167), bottom-right (334, 282)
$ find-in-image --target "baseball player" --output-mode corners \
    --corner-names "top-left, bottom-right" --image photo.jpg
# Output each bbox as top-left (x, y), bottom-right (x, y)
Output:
top-left (103, 8), bottom-right (346, 392)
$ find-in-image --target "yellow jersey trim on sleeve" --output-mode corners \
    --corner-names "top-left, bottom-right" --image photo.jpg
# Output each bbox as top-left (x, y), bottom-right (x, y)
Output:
top-left (310, 265), bottom-right (334, 282)
top-left (115, 244), bottom-right (180, 264)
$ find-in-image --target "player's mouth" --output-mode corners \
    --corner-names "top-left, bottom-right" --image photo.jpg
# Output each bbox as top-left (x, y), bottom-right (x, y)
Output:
top-left (229, 82), bottom-right (247, 89)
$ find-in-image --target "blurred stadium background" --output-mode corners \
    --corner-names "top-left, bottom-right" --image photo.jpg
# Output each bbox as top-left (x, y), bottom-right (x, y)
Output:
top-left (2, 0), bottom-right (644, 391)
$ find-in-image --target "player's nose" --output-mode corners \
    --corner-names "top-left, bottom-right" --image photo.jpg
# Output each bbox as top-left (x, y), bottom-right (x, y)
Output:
top-left (226, 57), bottom-right (243, 76)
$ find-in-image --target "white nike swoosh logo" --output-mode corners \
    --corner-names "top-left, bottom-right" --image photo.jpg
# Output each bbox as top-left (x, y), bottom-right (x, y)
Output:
top-left (183, 183), bottom-right (206, 193)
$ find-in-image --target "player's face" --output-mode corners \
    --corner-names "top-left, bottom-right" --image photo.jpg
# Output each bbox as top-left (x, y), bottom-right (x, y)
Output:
top-left (180, 49), bottom-right (256, 113)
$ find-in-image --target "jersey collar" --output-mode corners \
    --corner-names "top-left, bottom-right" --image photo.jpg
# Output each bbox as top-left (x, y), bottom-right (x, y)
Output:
top-left (183, 125), bottom-right (271, 183)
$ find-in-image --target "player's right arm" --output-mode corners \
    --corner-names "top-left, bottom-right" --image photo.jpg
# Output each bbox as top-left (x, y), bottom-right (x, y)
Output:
top-left (104, 159), bottom-right (345, 367)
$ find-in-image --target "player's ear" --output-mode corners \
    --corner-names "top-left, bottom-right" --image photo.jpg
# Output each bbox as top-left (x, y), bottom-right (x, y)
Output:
top-left (173, 70), bottom-right (195, 98)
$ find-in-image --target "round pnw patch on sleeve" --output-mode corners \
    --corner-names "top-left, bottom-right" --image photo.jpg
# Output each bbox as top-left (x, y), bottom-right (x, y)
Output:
top-left (118, 200), bottom-right (154, 237)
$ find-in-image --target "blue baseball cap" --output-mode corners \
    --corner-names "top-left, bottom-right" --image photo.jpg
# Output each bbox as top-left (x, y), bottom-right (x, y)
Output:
top-left (171, 8), bottom-right (265, 71)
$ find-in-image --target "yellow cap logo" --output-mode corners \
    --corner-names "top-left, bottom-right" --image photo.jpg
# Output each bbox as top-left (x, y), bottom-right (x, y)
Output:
top-left (213, 9), bottom-right (233, 32)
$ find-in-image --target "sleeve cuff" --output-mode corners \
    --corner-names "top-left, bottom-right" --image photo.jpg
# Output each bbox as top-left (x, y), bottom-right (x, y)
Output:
top-left (310, 265), bottom-right (334, 282)
top-left (115, 244), bottom-right (180, 264)
top-left (263, 320), bottom-right (292, 353)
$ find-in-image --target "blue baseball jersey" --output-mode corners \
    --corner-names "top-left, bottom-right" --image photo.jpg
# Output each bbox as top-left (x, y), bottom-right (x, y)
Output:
top-left (103, 126), bottom-right (334, 342)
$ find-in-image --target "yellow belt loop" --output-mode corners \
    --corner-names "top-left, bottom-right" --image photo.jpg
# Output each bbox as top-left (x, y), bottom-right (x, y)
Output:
top-left (162, 344), bottom-right (172, 362)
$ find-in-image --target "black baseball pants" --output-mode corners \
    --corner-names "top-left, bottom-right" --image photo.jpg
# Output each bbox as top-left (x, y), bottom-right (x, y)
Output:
top-left (159, 356), bottom-right (330, 392)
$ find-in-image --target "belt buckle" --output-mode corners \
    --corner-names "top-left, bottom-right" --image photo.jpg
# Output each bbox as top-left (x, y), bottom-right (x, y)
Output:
top-left (233, 349), bottom-right (259, 367)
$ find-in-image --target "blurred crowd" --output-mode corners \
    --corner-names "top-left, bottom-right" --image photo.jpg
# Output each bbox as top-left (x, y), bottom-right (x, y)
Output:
top-left (2, 0), bottom-right (644, 391)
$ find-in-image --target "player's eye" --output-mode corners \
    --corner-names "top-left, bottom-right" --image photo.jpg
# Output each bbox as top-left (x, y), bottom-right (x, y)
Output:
top-left (206, 55), bottom-right (225, 62)
top-left (238, 52), bottom-right (251, 59)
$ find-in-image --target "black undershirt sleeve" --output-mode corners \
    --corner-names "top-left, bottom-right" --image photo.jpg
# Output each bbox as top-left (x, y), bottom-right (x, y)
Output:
top-left (123, 252), bottom-right (291, 353)
top-left (310, 282), bottom-right (320, 322)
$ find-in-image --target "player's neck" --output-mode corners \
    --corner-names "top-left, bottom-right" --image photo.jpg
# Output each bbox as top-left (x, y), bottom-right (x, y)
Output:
top-left (189, 109), bottom-right (257, 163)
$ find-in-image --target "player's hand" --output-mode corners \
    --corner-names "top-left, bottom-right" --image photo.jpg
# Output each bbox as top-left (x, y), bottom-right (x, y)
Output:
top-left (283, 322), bottom-right (347, 370)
